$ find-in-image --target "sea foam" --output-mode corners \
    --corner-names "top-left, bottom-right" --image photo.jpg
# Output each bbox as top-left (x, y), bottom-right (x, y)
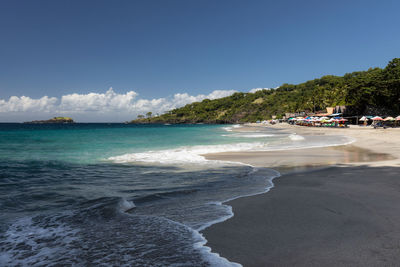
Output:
top-left (0, 214), bottom-right (79, 267)
top-left (222, 124), bottom-right (242, 132)
top-left (108, 142), bottom-right (269, 165)
top-left (119, 198), bottom-right (136, 212)
top-left (224, 133), bottom-right (276, 138)
top-left (289, 133), bottom-right (305, 141)
top-left (109, 133), bottom-right (355, 165)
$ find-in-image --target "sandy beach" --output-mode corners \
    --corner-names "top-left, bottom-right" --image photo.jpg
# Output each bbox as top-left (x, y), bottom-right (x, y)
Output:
top-left (202, 124), bottom-right (400, 266)
top-left (205, 124), bottom-right (400, 169)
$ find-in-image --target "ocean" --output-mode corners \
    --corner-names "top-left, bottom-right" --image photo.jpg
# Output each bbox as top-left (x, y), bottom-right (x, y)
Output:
top-left (0, 123), bottom-right (352, 266)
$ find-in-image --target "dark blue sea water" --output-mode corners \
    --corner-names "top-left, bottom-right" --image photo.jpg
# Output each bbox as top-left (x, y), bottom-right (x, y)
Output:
top-left (0, 123), bottom-right (351, 266)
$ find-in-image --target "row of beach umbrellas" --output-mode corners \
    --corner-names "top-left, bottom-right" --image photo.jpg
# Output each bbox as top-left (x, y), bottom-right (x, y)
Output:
top-left (288, 117), bottom-right (347, 123)
top-left (360, 116), bottom-right (400, 121)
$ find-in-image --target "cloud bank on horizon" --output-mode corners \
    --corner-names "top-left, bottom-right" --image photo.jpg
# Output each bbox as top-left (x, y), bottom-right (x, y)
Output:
top-left (0, 88), bottom-right (239, 122)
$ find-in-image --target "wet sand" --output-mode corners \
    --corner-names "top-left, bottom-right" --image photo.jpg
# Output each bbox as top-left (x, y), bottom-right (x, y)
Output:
top-left (203, 166), bottom-right (400, 267)
top-left (202, 124), bottom-right (400, 266)
top-left (205, 145), bottom-right (394, 174)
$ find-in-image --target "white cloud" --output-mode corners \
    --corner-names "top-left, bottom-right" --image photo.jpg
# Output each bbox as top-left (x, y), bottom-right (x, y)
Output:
top-left (0, 95), bottom-right (58, 112)
top-left (249, 88), bottom-right (270, 93)
top-left (59, 88), bottom-right (138, 113)
top-left (0, 88), bottom-right (237, 122)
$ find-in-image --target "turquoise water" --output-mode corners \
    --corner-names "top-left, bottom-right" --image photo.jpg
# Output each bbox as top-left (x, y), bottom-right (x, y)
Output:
top-left (0, 124), bottom-right (235, 163)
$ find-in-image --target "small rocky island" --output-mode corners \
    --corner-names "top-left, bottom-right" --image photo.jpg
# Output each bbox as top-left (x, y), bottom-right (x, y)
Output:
top-left (24, 117), bottom-right (75, 124)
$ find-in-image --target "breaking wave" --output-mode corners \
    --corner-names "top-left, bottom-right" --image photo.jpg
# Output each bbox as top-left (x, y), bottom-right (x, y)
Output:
top-left (108, 143), bottom-right (269, 165)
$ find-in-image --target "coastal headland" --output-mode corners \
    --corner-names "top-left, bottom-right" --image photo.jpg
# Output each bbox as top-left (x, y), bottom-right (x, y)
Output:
top-left (202, 124), bottom-right (400, 266)
top-left (24, 117), bottom-right (74, 124)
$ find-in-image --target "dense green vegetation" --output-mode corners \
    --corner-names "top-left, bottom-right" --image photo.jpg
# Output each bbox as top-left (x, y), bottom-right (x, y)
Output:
top-left (132, 58), bottom-right (400, 124)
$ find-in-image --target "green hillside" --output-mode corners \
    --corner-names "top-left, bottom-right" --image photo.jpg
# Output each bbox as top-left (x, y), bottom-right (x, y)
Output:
top-left (132, 58), bottom-right (400, 124)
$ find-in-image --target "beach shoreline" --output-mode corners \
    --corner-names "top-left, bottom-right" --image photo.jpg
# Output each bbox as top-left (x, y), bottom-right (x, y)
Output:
top-left (201, 123), bottom-right (400, 266)
top-left (206, 123), bottom-right (400, 168)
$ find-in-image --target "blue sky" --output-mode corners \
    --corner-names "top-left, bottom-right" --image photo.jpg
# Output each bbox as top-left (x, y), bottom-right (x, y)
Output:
top-left (0, 0), bottom-right (399, 121)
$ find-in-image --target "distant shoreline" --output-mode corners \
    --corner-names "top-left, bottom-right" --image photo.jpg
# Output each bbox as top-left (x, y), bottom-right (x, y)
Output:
top-left (23, 117), bottom-right (75, 124)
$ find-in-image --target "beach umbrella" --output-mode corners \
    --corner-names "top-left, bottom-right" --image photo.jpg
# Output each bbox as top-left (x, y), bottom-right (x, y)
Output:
top-left (372, 116), bottom-right (383, 121)
top-left (339, 118), bottom-right (348, 122)
top-left (396, 116), bottom-right (400, 121)
top-left (359, 116), bottom-right (368, 121)
top-left (384, 117), bottom-right (395, 121)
